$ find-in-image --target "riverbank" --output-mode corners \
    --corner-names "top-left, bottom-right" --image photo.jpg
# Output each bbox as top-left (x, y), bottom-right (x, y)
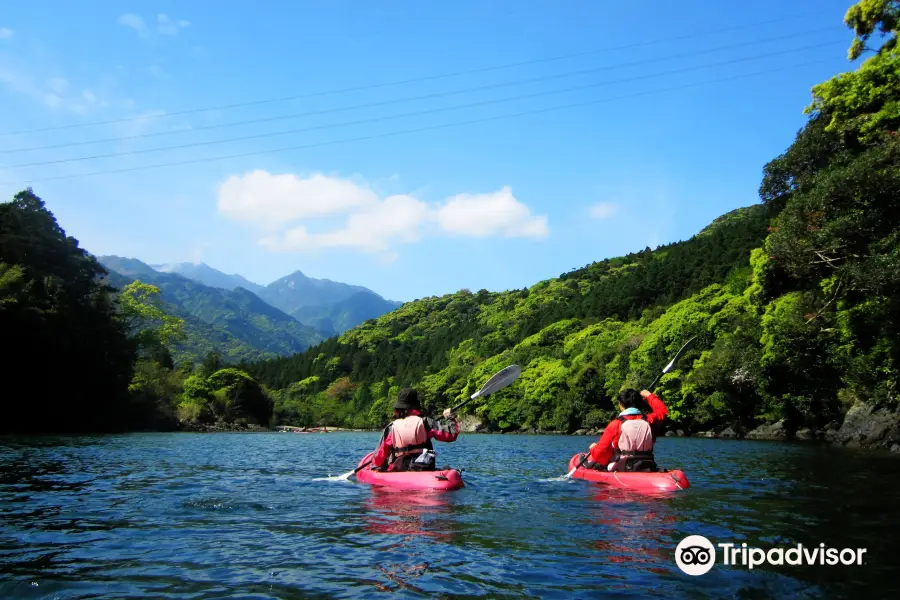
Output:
top-left (176, 422), bottom-right (374, 433)
top-left (174, 401), bottom-right (900, 454)
top-left (455, 404), bottom-right (900, 454)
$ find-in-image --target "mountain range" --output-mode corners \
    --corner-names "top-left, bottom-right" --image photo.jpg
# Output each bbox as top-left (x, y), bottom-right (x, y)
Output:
top-left (152, 261), bottom-right (402, 336)
top-left (97, 256), bottom-right (402, 362)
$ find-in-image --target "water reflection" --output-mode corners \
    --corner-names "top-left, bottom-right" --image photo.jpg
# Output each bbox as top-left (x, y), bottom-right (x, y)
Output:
top-left (362, 487), bottom-right (457, 540)
top-left (1, 433), bottom-right (899, 599)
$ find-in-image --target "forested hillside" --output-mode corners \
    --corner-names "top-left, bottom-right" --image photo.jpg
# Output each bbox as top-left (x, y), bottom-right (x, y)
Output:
top-left (2, 0), bottom-right (896, 438)
top-left (100, 256), bottom-right (325, 362)
top-left (258, 270), bottom-right (403, 334)
top-left (247, 4), bottom-right (900, 434)
top-left (146, 261), bottom-right (403, 335)
top-left (290, 290), bottom-right (405, 337)
top-left (246, 204), bottom-right (774, 430)
top-left (1, 192), bottom-right (283, 432)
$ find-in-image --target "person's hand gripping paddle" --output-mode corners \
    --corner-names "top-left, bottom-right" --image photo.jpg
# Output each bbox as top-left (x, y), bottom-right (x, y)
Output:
top-left (562, 336), bottom-right (696, 479)
top-left (318, 364), bottom-right (521, 481)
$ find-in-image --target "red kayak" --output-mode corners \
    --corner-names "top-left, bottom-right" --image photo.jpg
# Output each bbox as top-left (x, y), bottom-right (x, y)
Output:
top-left (355, 452), bottom-right (464, 491)
top-left (567, 454), bottom-right (690, 492)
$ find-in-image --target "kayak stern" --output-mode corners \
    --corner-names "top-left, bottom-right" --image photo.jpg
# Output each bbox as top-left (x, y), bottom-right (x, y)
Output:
top-left (355, 452), bottom-right (465, 491)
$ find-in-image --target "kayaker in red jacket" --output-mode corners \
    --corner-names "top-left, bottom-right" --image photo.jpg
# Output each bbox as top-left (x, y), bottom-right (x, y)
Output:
top-left (584, 389), bottom-right (668, 472)
top-left (371, 388), bottom-right (460, 472)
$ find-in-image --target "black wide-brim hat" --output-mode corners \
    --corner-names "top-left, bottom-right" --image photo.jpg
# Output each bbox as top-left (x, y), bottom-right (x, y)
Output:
top-left (394, 388), bottom-right (420, 410)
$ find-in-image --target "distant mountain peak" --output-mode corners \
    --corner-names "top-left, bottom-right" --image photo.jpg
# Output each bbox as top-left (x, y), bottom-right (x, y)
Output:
top-left (153, 260), bottom-right (206, 271)
top-left (98, 255), bottom-right (402, 336)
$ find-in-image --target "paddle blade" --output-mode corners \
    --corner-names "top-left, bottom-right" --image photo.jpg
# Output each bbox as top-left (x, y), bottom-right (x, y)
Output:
top-left (664, 336), bottom-right (697, 374)
top-left (452, 364), bottom-right (522, 412)
top-left (563, 466), bottom-right (577, 479)
top-left (473, 364), bottom-right (521, 398)
top-left (313, 469), bottom-right (356, 482)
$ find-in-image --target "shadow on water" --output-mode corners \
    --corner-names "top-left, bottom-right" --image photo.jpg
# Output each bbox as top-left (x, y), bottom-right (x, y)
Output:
top-left (1, 432), bottom-right (899, 599)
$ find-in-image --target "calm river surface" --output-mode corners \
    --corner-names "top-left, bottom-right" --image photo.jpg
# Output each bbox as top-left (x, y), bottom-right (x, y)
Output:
top-left (2, 433), bottom-right (899, 599)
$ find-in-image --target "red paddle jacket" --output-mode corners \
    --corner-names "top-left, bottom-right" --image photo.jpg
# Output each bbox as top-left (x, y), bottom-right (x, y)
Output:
top-left (588, 393), bottom-right (668, 465)
top-left (372, 410), bottom-right (460, 470)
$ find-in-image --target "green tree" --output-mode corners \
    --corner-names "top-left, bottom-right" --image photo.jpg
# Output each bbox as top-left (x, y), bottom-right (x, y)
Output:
top-left (845, 0), bottom-right (899, 59)
top-left (0, 189), bottom-right (136, 433)
top-left (0, 262), bottom-right (26, 306)
top-left (208, 368), bottom-right (273, 425)
top-left (119, 281), bottom-right (185, 348)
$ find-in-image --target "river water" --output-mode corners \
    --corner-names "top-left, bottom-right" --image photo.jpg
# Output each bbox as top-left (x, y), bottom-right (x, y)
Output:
top-left (1, 433), bottom-right (898, 599)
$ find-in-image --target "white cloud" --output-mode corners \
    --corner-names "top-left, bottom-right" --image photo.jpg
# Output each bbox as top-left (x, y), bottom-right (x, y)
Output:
top-left (219, 171), bottom-right (549, 261)
top-left (0, 64), bottom-right (108, 114)
top-left (589, 202), bottom-right (617, 219)
top-left (217, 170), bottom-right (379, 228)
top-left (118, 14), bottom-right (151, 39)
top-left (259, 194), bottom-right (429, 253)
top-left (0, 27), bottom-right (14, 40)
top-left (147, 65), bottom-right (167, 79)
top-left (118, 14), bottom-right (190, 39)
top-left (437, 186), bottom-right (548, 239)
top-left (157, 14), bottom-right (191, 36)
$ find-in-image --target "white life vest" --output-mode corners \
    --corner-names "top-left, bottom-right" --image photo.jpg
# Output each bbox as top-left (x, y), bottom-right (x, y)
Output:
top-left (607, 414), bottom-right (656, 472)
top-left (391, 415), bottom-right (428, 463)
top-left (617, 416), bottom-right (654, 452)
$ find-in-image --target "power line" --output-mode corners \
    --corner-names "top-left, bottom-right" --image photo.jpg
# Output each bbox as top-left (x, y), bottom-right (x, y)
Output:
top-left (0, 57), bottom-right (835, 186)
top-left (1, 26), bottom-right (837, 155)
top-left (0, 12), bottom-right (826, 138)
top-left (2, 40), bottom-right (843, 170)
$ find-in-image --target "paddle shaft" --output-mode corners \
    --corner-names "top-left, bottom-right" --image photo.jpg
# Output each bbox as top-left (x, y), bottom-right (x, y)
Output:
top-left (569, 381), bottom-right (662, 473)
top-left (567, 337), bottom-right (697, 476)
top-left (348, 365), bottom-right (520, 477)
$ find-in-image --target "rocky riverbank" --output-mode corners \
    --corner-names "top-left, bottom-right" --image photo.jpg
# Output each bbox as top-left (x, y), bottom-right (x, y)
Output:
top-left (177, 421), bottom-right (274, 433)
top-left (456, 403), bottom-right (900, 453)
top-left (176, 422), bottom-right (376, 433)
top-left (670, 402), bottom-right (900, 453)
top-left (173, 403), bottom-right (900, 454)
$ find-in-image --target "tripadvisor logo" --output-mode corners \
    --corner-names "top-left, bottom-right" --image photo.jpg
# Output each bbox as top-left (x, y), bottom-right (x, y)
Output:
top-left (675, 535), bottom-right (867, 576)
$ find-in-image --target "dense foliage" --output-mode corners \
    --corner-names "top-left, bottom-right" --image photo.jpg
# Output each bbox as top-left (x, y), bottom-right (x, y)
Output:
top-left (1, 194), bottom-right (280, 433)
top-left (290, 291), bottom-right (404, 337)
top-left (246, 3), bottom-right (900, 433)
top-left (2, 1), bottom-right (896, 436)
top-left (0, 189), bottom-right (136, 433)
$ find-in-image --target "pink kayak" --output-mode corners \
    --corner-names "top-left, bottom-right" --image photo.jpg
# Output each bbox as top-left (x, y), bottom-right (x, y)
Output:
top-left (355, 452), bottom-right (464, 491)
top-left (567, 453), bottom-right (690, 493)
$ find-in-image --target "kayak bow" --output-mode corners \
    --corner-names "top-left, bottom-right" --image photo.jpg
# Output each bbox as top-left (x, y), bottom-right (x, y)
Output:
top-left (567, 453), bottom-right (690, 493)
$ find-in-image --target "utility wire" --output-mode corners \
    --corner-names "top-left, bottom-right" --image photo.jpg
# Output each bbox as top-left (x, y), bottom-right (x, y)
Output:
top-left (0, 12), bottom-right (828, 138)
top-left (0, 57), bottom-right (835, 186)
top-left (0, 26), bottom-right (837, 155)
top-left (2, 40), bottom-right (843, 170)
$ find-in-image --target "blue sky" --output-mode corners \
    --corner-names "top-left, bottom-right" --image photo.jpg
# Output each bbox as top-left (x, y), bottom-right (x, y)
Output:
top-left (0, 0), bottom-right (858, 302)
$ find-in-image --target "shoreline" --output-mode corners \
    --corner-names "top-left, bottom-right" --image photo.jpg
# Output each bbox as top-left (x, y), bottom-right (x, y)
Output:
top-left (164, 426), bottom-right (900, 455)
top-left (167, 400), bottom-right (900, 454)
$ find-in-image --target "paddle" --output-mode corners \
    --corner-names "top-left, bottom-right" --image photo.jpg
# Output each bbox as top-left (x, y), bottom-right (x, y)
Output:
top-left (323, 364), bottom-right (522, 481)
top-left (562, 336), bottom-right (697, 479)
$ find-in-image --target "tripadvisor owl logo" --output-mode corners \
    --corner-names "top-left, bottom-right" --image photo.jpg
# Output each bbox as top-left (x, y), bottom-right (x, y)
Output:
top-left (674, 535), bottom-right (868, 576)
top-left (675, 535), bottom-right (716, 575)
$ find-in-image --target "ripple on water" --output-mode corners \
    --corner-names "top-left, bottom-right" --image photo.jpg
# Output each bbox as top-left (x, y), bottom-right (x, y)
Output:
top-left (1, 432), bottom-right (899, 599)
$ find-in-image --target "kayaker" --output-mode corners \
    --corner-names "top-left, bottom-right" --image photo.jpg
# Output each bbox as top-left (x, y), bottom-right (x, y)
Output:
top-left (584, 388), bottom-right (668, 472)
top-left (370, 388), bottom-right (460, 472)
